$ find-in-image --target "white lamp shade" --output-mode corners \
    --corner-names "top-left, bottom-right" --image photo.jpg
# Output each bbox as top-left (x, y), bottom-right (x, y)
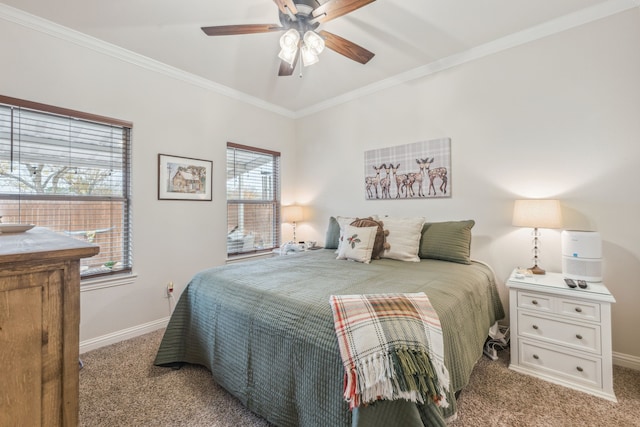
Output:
top-left (512, 199), bottom-right (562, 229)
top-left (282, 205), bottom-right (303, 223)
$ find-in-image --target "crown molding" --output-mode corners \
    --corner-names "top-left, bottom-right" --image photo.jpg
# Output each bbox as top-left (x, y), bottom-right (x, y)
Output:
top-left (0, 3), bottom-right (297, 119)
top-left (2, 0), bottom-right (637, 119)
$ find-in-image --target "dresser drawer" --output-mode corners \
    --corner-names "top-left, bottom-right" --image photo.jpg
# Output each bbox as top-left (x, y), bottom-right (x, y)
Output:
top-left (519, 340), bottom-right (601, 388)
top-left (517, 311), bottom-right (601, 354)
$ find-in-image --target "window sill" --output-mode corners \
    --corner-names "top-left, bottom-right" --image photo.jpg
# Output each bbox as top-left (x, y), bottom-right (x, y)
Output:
top-left (80, 272), bottom-right (138, 292)
top-left (226, 252), bottom-right (274, 264)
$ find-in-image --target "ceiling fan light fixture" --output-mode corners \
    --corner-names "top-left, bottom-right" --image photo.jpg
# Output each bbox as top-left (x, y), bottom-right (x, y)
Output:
top-left (303, 30), bottom-right (325, 55)
top-left (301, 44), bottom-right (319, 67)
top-left (279, 28), bottom-right (300, 50)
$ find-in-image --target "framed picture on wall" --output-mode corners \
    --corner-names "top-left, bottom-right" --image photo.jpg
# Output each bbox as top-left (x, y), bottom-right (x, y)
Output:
top-left (158, 154), bottom-right (212, 201)
top-left (364, 138), bottom-right (451, 200)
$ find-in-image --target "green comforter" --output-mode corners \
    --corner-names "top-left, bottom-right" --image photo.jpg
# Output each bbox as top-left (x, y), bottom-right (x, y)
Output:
top-left (154, 250), bottom-right (504, 426)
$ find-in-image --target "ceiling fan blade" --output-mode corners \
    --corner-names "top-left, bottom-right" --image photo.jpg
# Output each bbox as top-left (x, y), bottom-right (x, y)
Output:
top-left (312, 0), bottom-right (375, 23)
top-left (201, 24), bottom-right (283, 36)
top-left (278, 50), bottom-right (300, 76)
top-left (273, 0), bottom-right (298, 16)
top-left (319, 30), bottom-right (374, 64)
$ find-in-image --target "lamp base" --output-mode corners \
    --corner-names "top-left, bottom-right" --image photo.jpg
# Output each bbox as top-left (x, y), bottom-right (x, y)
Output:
top-left (529, 264), bottom-right (546, 275)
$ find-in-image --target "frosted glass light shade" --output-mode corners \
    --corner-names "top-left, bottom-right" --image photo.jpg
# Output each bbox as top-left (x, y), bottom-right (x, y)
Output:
top-left (301, 44), bottom-right (319, 67)
top-left (303, 31), bottom-right (325, 55)
top-left (279, 29), bottom-right (300, 50)
top-left (278, 47), bottom-right (297, 65)
top-left (512, 199), bottom-right (562, 229)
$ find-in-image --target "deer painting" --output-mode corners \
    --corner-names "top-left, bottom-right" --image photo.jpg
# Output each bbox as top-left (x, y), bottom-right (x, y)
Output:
top-left (364, 138), bottom-right (451, 200)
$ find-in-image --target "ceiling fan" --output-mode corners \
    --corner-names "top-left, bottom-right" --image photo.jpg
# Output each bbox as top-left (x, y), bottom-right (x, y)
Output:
top-left (201, 0), bottom-right (376, 76)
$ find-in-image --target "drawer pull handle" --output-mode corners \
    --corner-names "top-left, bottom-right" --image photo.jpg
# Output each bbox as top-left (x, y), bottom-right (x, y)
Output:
top-left (576, 334), bottom-right (583, 340)
top-left (532, 325), bottom-right (539, 330)
top-left (532, 300), bottom-right (538, 305)
top-left (576, 366), bottom-right (584, 372)
top-left (533, 354), bottom-right (539, 360)
top-left (575, 307), bottom-right (582, 313)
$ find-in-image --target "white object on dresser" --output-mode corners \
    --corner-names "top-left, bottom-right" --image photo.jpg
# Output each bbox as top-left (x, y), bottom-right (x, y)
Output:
top-left (506, 269), bottom-right (616, 402)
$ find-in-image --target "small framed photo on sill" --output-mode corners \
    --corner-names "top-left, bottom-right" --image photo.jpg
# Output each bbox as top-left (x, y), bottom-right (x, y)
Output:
top-left (158, 154), bottom-right (212, 201)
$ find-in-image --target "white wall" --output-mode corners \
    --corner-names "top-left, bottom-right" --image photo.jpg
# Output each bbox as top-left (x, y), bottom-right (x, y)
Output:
top-left (294, 9), bottom-right (640, 360)
top-left (0, 17), bottom-right (297, 342)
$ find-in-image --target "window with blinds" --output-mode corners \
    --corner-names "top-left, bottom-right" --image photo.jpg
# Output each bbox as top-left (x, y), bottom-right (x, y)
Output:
top-left (226, 142), bottom-right (280, 256)
top-left (0, 95), bottom-right (132, 278)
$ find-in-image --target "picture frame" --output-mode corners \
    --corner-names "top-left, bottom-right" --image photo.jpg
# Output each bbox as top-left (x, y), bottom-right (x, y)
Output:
top-left (158, 154), bottom-right (212, 201)
top-left (364, 138), bottom-right (451, 200)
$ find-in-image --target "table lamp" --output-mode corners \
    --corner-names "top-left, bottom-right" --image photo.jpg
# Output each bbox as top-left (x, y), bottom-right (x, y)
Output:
top-left (512, 199), bottom-right (562, 275)
top-left (282, 205), bottom-right (303, 243)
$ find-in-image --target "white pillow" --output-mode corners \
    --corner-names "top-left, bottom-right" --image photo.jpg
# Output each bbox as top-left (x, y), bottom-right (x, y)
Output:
top-left (381, 217), bottom-right (426, 262)
top-left (337, 224), bottom-right (378, 264)
top-left (335, 216), bottom-right (357, 254)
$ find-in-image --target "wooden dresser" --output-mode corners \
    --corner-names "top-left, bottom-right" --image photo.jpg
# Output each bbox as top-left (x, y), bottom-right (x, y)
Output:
top-left (0, 228), bottom-right (98, 426)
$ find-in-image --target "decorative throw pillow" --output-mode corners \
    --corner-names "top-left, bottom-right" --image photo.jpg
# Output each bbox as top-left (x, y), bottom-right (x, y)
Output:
top-left (336, 225), bottom-right (378, 264)
top-left (381, 217), bottom-right (426, 262)
top-left (418, 220), bottom-right (475, 264)
top-left (350, 217), bottom-right (389, 260)
top-left (324, 216), bottom-right (341, 249)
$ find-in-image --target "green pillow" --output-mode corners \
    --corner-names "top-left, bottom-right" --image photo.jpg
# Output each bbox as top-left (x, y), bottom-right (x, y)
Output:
top-left (324, 216), bottom-right (340, 249)
top-left (418, 220), bottom-right (475, 264)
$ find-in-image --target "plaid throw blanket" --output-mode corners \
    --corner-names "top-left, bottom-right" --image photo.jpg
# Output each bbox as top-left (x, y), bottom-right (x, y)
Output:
top-left (330, 292), bottom-right (450, 409)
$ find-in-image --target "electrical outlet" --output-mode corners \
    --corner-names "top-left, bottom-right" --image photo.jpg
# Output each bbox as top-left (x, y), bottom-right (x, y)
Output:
top-left (166, 281), bottom-right (174, 297)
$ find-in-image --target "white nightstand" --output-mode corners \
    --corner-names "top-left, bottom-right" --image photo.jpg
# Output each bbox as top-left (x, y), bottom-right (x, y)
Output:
top-left (506, 270), bottom-right (616, 401)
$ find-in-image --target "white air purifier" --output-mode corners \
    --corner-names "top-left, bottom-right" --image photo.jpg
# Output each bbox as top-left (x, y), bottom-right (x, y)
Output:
top-left (561, 230), bottom-right (602, 282)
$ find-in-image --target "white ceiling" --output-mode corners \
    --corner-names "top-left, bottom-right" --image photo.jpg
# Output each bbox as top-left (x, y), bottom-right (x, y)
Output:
top-left (2, 0), bottom-right (637, 116)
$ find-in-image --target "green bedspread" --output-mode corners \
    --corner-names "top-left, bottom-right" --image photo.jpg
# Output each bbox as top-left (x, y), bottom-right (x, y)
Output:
top-left (154, 250), bottom-right (504, 426)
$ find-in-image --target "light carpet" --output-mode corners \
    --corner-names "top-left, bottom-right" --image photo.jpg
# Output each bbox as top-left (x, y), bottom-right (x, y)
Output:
top-left (79, 329), bottom-right (640, 426)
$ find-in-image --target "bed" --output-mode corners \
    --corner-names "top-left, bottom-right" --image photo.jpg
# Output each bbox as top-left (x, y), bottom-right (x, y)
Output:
top-left (154, 236), bottom-right (505, 426)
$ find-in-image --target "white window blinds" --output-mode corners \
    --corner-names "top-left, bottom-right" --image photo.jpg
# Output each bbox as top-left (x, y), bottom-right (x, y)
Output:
top-left (0, 95), bottom-right (132, 278)
top-left (226, 142), bottom-right (280, 256)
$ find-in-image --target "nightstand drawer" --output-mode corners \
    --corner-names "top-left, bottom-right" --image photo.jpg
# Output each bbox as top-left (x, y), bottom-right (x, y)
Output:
top-left (517, 292), bottom-right (553, 313)
top-left (517, 311), bottom-right (601, 354)
top-left (517, 291), bottom-right (601, 322)
top-left (559, 298), bottom-right (600, 322)
top-left (519, 340), bottom-right (601, 388)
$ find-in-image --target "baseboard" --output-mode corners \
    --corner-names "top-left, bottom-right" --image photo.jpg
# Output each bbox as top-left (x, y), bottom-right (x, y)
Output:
top-left (79, 317), bottom-right (170, 354)
top-left (613, 351), bottom-right (640, 371)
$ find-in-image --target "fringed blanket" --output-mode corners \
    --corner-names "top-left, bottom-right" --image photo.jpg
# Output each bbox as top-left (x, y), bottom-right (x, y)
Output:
top-left (330, 292), bottom-right (450, 410)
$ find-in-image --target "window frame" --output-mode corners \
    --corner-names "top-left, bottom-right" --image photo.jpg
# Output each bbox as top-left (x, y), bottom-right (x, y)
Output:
top-left (226, 142), bottom-right (281, 258)
top-left (0, 95), bottom-right (133, 279)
